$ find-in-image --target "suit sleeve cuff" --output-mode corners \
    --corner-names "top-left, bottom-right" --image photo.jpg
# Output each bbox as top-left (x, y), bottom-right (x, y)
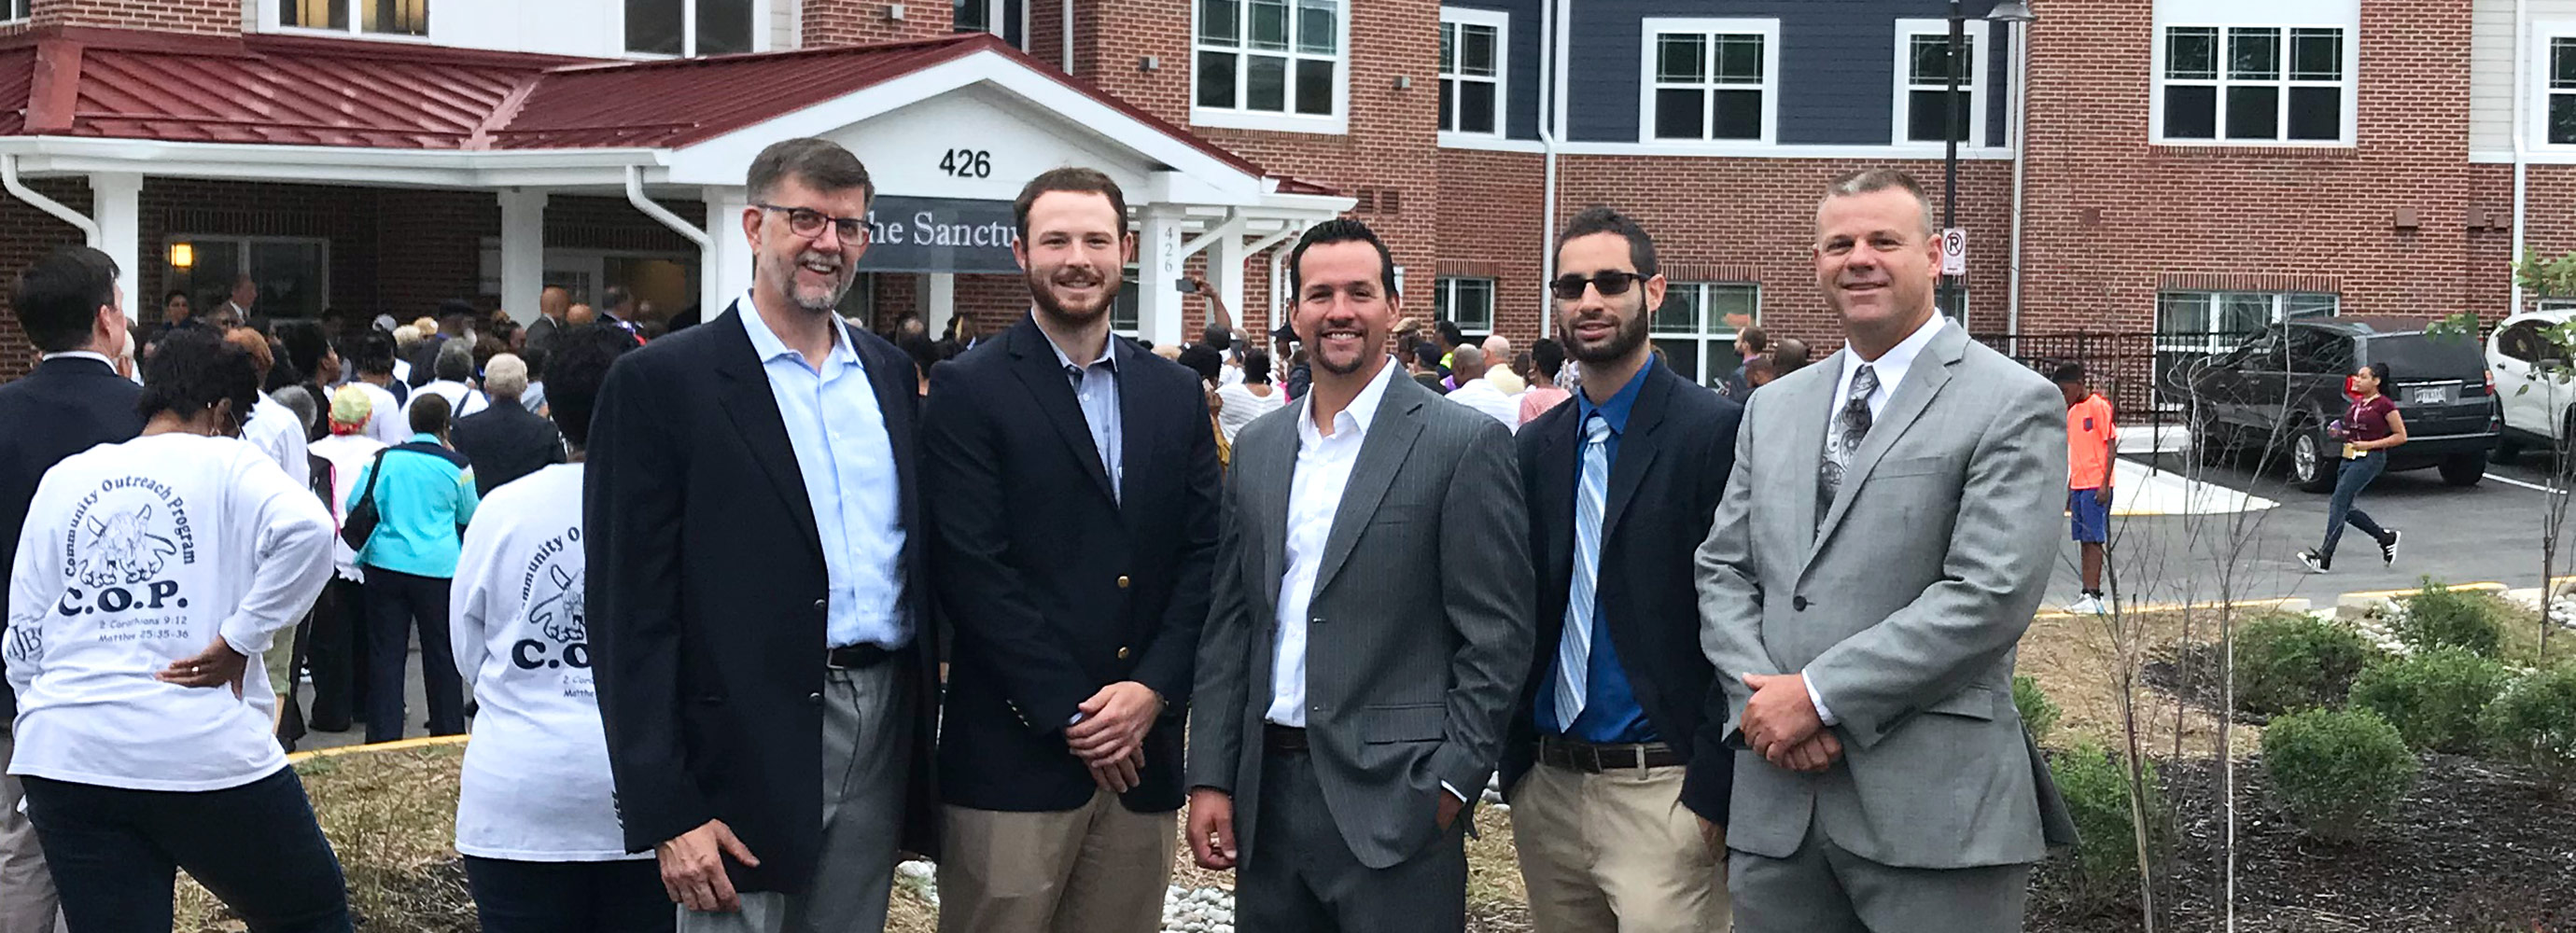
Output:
top-left (1441, 781), bottom-right (1469, 803)
top-left (1805, 676), bottom-right (1841, 726)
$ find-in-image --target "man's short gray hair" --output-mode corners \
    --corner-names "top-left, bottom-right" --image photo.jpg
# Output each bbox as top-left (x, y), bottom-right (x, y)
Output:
top-left (1822, 168), bottom-right (1936, 239)
top-left (435, 339), bottom-right (475, 383)
top-left (483, 353), bottom-right (528, 399)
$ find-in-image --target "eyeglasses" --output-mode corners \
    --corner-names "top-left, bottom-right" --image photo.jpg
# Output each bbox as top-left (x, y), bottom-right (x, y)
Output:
top-left (1550, 272), bottom-right (1648, 300)
top-left (753, 203), bottom-right (868, 244)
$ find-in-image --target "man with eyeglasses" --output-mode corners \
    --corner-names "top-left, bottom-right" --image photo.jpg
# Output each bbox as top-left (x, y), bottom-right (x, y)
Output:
top-left (587, 136), bottom-right (940, 933)
top-left (1502, 207), bottom-right (1743, 932)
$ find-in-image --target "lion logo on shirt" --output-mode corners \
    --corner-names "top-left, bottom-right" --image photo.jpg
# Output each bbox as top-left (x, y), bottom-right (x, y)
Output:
top-left (74, 505), bottom-right (178, 589)
top-left (527, 564), bottom-right (586, 645)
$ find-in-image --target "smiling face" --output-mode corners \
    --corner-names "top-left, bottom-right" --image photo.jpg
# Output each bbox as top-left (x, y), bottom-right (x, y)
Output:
top-left (1014, 189), bottom-right (1130, 327)
top-left (1813, 187), bottom-right (1941, 338)
top-left (1554, 231), bottom-right (1661, 368)
top-left (742, 174), bottom-right (869, 315)
top-left (1292, 240), bottom-right (1399, 378)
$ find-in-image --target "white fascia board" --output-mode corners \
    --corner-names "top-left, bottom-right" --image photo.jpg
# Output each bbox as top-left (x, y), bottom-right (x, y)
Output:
top-left (0, 136), bottom-right (665, 187)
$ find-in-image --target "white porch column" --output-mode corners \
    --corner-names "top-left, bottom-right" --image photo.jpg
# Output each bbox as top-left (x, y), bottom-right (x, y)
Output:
top-left (1212, 231), bottom-right (1247, 339)
top-left (496, 188), bottom-right (548, 324)
top-left (702, 187), bottom-right (753, 315)
top-left (926, 272), bottom-right (957, 338)
top-left (1138, 204), bottom-right (1187, 347)
top-left (88, 173), bottom-right (140, 318)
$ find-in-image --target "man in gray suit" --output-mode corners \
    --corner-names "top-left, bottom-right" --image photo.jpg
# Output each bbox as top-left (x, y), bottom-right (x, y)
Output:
top-left (1186, 218), bottom-right (1536, 931)
top-left (1695, 168), bottom-right (2076, 933)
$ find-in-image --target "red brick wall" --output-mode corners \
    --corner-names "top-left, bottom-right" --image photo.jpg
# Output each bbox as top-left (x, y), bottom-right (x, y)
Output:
top-left (0, 178), bottom-right (92, 380)
top-left (31, 0), bottom-right (239, 34)
top-left (804, 0), bottom-right (951, 47)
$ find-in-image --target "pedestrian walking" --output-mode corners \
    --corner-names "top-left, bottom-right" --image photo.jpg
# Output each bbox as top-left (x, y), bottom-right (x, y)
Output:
top-left (2299, 362), bottom-right (2407, 574)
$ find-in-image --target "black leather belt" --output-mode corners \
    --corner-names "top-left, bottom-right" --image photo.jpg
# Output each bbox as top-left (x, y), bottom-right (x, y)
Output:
top-left (1535, 735), bottom-right (1684, 773)
top-left (1264, 723), bottom-right (1309, 753)
top-left (826, 643), bottom-right (894, 670)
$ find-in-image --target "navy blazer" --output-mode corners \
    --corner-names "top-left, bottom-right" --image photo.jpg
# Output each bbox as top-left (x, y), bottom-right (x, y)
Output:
top-left (920, 317), bottom-right (1222, 814)
top-left (1503, 359), bottom-right (1743, 823)
top-left (0, 355), bottom-right (145, 719)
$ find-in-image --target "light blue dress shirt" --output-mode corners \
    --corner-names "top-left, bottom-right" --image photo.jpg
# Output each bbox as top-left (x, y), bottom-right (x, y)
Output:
top-left (1043, 324), bottom-right (1123, 503)
top-left (737, 294), bottom-right (910, 649)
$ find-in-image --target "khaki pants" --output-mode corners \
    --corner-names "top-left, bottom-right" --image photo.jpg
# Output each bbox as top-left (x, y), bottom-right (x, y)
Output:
top-left (935, 788), bottom-right (1174, 933)
top-left (0, 729), bottom-right (60, 933)
top-left (1510, 760), bottom-right (1729, 933)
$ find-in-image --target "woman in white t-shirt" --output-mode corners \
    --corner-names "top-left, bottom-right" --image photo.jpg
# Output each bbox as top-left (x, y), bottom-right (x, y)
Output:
top-left (1215, 348), bottom-right (1287, 444)
top-left (5, 327), bottom-right (344, 932)
top-left (448, 325), bottom-right (665, 932)
top-left (301, 384), bottom-right (388, 734)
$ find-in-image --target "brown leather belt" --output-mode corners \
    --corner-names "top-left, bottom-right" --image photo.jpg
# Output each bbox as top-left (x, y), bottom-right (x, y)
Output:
top-left (1264, 723), bottom-right (1309, 753)
top-left (1535, 735), bottom-right (1684, 773)
top-left (826, 643), bottom-right (894, 670)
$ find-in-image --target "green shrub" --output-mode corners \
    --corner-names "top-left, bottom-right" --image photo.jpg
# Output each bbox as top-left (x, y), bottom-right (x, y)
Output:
top-left (2046, 741), bottom-right (2163, 903)
top-left (2234, 613), bottom-right (2378, 717)
top-left (2479, 665), bottom-right (2576, 787)
top-left (2014, 675), bottom-right (2061, 744)
top-left (2261, 708), bottom-right (2418, 842)
top-left (2400, 578), bottom-right (2508, 656)
top-left (2347, 648), bottom-right (2511, 754)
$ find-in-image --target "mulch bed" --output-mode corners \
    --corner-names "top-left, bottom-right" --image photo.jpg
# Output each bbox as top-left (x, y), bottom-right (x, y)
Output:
top-left (2031, 754), bottom-right (2576, 932)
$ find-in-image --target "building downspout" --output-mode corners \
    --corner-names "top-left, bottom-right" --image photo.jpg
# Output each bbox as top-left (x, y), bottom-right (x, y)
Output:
top-left (1061, 0), bottom-right (1074, 75)
top-left (2005, 15), bottom-right (2032, 344)
top-left (1537, 0), bottom-right (1568, 339)
top-left (627, 165), bottom-right (710, 248)
top-left (0, 154), bottom-right (101, 245)
top-left (2515, 0), bottom-right (2532, 315)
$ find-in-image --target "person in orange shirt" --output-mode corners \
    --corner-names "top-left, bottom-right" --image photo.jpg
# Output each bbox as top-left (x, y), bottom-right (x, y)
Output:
top-left (2056, 365), bottom-right (2116, 614)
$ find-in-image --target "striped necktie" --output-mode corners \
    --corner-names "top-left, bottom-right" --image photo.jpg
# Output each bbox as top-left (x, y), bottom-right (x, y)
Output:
top-left (1554, 414), bottom-right (1613, 731)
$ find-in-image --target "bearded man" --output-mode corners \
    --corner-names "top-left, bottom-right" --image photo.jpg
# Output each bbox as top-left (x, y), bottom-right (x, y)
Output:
top-left (585, 136), bottom-right (941, 933)
top-left (915, 166), bottom-right (1224, 933)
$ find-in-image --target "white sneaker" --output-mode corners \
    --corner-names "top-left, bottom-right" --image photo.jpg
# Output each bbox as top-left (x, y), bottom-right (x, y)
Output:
top-left (2066, 594), bottom-right (2107, 615)
top-left (2298, 550), bottom-right (2330, 574)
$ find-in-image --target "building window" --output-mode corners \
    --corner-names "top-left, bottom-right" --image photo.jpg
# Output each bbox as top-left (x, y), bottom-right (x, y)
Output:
top-left (2154, 289), bottom-right (2337, 394)
top-left (2549, 36), bottom-right (2576, 146)
top-left (281, 0), bottom-right (429, 35)
top-left (2, 0), bottom-right (27, 22)
top-left (627, 0), bottom-right (754, 57)
top-left (1642, 19), bottom-right (1777, 144)
top-left (1439, 8), bottom-right (1505, 137)
top-left (1434, 277), bottom-right (1495, 336)
top-left (1194, 0), bottom-right (1344, 123)
top-left (1651, 283), bottom-right (1757, 388)
top-left (1894, 20), bottom-right (1986, 145)
top-left (2157, 25), bottom-right (2348, 143)
top-left (163, 237), bottom-right (331, 324)
top-left (955, 0), bottom-right (1003, 35)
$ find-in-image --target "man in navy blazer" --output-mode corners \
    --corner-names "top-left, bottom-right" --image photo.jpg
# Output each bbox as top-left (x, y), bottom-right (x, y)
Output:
top-left (921, 167), bottom-right (1222, 933)
top-left (1504, 209), bottom-right (1743, 932)
top-left (0, 246), bottom-right (145, 933)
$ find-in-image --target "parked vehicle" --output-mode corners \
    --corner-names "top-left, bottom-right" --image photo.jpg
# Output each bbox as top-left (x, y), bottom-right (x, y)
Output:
top-left (2168, 315), bottom-right (2499, 493)
top-left (2486, 308), bottom-right (2576, 465)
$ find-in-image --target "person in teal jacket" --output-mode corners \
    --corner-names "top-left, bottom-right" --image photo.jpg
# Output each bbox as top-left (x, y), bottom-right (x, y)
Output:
top-left (345, 392), bottom-right (479, 744)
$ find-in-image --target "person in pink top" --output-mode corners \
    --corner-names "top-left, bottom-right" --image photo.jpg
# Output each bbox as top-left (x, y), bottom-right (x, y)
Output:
top-left (1519, 338), bottom-right (1574, 426)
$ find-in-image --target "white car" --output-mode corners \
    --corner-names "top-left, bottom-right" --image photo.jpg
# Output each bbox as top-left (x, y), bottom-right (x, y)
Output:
top-left (2488, 308), bottom-right (2576, 460)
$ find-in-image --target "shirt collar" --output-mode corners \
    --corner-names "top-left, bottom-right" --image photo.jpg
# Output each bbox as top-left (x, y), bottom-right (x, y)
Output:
top-left (1299, 355), bottom-right (1399, 445)
top-left (41, 350), bottom-right (114, 368)
top-left (1842, 311), bottom-right (1949, 387)
top-left (737, 290), bottom-right (856, 369)
top-left (1575, 359), bottom-right (1653, 436)
top-left (1037, 313), bottom-right (1119, 372)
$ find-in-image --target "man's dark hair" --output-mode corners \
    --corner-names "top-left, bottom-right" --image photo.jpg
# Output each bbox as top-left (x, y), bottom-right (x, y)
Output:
top-left (1556, 206), bottom-right (1660, 278)
top-left (1738, 325), bottom-right (1770, 353)
top-left (1435, 319), bottom-right (1465, 348)
top-left (1013, 166), bottom-right (1127, 242)
top-left (162, 289), bottom-right (189, 309)
top-left (1287, 218), bottom-right (1399, 300)
top-left (13, 246), bottom-right (119, 353)
top-left (600, 286), bottom-right (633, 315)
top-left (410, 392), bottom-right (454, 437)
top-left (521, 345), bottom-right (548, 381)
top-left (439, 299), bottom-right (477, 326)
top-left (747, 137), bottom-right (875, 206)
top-left (349, 330), bottom-right (398, 376)
top-left (276, 320), bottom-right (333, 382)
top-left (1200, 323), bottom-right (1232, 352)
top-left (1744, 355), bottom-right (1777, 380)
top-left (137, 328), bottom-right (257, 425)
top-left (1532, 338), bottom-right (1566, 378)
top-left (2050, 362), bottom-right (2087, 386)
top-left (545, 325), bottom-right (637, 450)
top-left (1413, 342), bottom-right (1447, 371)
top-left (1242, 349), bottom-right (1273, 384)
top-left (1773, 337), bottom-right (1813, 372)
top-left (897, 332), bottom-right (941, 381)
top-left (1178, 342), bottom-right (1224, 384)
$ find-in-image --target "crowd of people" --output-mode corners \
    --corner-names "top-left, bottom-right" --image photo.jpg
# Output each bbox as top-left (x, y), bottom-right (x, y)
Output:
top-left (0, 137), bottom-right (2083, 933)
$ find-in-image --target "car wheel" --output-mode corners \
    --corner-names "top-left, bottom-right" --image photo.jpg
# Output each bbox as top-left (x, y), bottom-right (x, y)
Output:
top-left (2290, 429), bottom-right (2336, 494)
top-left (2440, 452), bottom-right (2488, 487)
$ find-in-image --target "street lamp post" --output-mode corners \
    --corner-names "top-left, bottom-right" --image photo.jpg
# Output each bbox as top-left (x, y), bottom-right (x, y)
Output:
top-left (1949, 0), bottom-right (2035, 325)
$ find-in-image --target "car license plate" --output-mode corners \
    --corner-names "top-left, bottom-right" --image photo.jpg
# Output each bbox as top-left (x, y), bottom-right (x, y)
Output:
top-left (2413, 386), bottom-right (2452, 405)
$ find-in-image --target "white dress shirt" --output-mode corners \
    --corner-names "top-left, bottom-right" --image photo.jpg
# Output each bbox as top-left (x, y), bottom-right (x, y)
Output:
top-left (245, 394), bottom-right (312, 492)
top-left (1266, 357), bottom-right (1399, 728)
top-left (352, 382), bottom-right (410, 447)
top-left (1808, 310), bottom-right (1950, 726)
top-left (1444, 377), bottom-right (1519, 428)
top-left (408, 379), bottom-right (489, 422)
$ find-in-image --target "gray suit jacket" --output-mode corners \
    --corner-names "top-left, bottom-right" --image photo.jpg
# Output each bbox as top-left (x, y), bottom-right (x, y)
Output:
top-left (1696, 320), bottom-right (2078, 870)
top-left (1187, 369), bottom-right (1536, 870)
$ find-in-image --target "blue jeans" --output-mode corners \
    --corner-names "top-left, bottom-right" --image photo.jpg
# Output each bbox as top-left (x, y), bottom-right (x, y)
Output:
top-left (2320, 450), bottom-right (2393, 564)
top-left (21, 769), bottom-right (348, 933)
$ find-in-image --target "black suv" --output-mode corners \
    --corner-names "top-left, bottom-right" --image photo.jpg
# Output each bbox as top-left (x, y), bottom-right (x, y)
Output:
top-left (2168, 316), bottom-right (2500, 493)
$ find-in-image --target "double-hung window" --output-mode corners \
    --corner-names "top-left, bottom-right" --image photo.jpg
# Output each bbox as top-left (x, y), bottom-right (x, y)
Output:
top-left (1651, 283), bottom-right (1758, 388)
top-left (626, 0), bottom-right (755, 57)
top-left (1439, 8), bottom-right (1506, 138)
top-left (2542, 34), bottom-right (2576, 146)
top-left (1894, 20), bottom-right (1987, 145)
top-left (1195, 0), bottom-right (1345, 130)
top-left (280, 0), bottom-right (429, 35)
top-left (1434, 278), bottom-right (1496, 337)
top-left (2157, 24), bottom-right (2351, 143)
top-left (1641, 19), bottom-right (1778, 145)
top-left (2, 0), bottom-right (28, 22)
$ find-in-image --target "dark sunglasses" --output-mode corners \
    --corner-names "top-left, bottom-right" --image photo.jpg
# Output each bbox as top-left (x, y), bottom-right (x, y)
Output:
top-left (1550, 272), bottom-right (1648, 300)
top-left (753, 203), bottom-right (868, 243)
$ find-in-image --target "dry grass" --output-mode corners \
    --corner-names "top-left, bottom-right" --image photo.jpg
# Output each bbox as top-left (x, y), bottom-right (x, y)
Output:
top-left (176, 745), bottom-right (473, 933)
top-left (2019, 607), bottom-right (2260, 759)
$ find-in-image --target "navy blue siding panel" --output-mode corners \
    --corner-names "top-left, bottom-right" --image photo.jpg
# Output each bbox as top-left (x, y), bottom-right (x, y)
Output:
top-left (1448, 1), bottom-right (1547, 140)
top-left (1564, 0), bottom-right (2008, 146)
top-left (1003, 0), bottom-right (1025, 48)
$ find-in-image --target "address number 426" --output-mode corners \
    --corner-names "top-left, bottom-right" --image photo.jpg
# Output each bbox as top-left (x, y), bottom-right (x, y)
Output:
top-left (939, 148), bottom-right (992, 179)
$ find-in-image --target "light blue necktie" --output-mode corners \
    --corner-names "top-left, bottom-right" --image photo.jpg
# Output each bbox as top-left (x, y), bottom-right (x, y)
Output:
top-left (1554, 415), bottom-right (1612, 731)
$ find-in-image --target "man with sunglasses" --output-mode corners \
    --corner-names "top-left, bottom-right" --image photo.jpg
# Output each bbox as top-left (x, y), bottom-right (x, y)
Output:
top-left (1503, 207), bottom-right (1743, 932)
top-left (588, 137), bottom-right (940, 933)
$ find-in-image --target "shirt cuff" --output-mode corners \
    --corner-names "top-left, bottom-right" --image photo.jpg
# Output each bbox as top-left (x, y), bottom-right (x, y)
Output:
top-left (1804, 676), bottom-right (1841, 727)
top-left (1441, 781), bottom-right (1468, 803)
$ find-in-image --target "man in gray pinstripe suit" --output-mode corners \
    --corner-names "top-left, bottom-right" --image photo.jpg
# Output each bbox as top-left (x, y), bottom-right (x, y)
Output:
top-left (1186, 219), bottom-right (1536, 932)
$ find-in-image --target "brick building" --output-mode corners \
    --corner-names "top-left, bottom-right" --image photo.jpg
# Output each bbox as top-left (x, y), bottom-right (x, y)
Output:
top-left (0, 0), bottom-right (2563, 392)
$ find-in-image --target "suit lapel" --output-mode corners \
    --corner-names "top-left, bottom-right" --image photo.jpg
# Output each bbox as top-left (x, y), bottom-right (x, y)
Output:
top-left (1115, 337), bottom-right (1154, 529)
top-left (1807, 324), bottom-right (1967, 566)
top-left (1255, 408), bottom-right (1299, 613)
top-left (1311, 373), bottom-right (1426, 598)
top-left (1005, 319), bottom-right (1119, 506)
top-left (1782, 351), bottom-right (1840, 541)
top-left (709, 303), bottom-right (823, 557)
top-left (1597, 365), bottom-right (1670, 550)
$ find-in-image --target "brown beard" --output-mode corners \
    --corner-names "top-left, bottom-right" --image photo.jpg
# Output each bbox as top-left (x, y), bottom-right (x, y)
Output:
top-left (1562, 295), bottom-right (1650, 365)
top-left (1028, 264), bottom-right (1116, 326)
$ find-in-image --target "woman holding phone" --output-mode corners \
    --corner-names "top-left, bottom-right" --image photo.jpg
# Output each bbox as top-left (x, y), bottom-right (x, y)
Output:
top-left (2299, 361), bottom-right (2407, 574)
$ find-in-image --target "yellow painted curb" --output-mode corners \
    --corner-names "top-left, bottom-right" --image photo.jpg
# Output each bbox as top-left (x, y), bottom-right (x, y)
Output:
top-left (287, 734), bottom-right (468, 765)
top-left (2334, 581), bottom-right (2505, 607)
top-left (2034, 596), bottom-right (2310, 620)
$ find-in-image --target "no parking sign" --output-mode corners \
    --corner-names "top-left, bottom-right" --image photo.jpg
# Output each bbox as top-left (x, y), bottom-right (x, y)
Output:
top-left (1940, 228), bottom-right (1967, 275)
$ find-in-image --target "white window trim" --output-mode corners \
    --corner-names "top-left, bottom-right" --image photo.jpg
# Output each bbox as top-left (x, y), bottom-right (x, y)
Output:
top-left (1890, 19), bottom-right (1990, 147)
top-left (1435, 276), bottom-right (1497, 337)
top-left (261, 0), bottom-right (436, 42)
top-left (1637, 18), bottom-right (1781, 147)
top-left (1437, 7), bottom-right (1510, 146)
top-left (0, 0), bottom-right (27, 25)
top-left (954, 0), bottom-right (1004, 36)
top-left (613, 0), bottom-right (777, 60)
top-left (2149, 22), bottom-right (2358, 147)
top-left (1652, 282), bottom-right (1758, 387)
top-left (1189, 0), bottom-right (1352, 136)
top-left (2528, 21), bottom-right (2576, 151)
